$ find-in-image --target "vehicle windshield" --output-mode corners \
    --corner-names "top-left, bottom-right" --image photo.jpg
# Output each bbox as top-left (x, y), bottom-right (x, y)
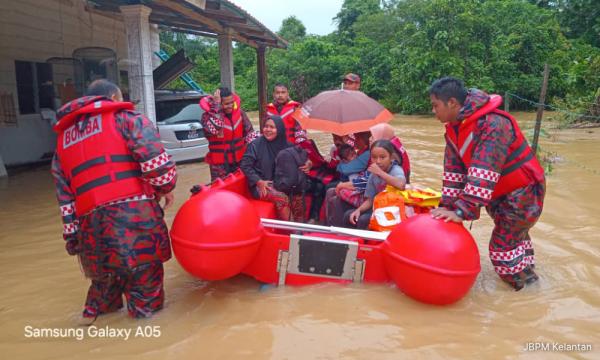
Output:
top-left (156, 99), bottom-right (204, 124)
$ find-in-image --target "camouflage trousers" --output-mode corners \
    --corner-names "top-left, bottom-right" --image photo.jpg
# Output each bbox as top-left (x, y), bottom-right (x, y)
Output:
top-left (486, 182), bottom-right (546, 290)
top-left (83, 261), bottom-right (165, 319)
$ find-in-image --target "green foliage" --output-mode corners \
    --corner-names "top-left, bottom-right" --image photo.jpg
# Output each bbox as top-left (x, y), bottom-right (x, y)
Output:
top-left (278, 16), bottom-right (306, 42)
top-left (334, 0), bottom-right (382, 40)
top-left (159, 0), bottom-right (599, 115)
top-left (529, 0), bottom-right (600, 47)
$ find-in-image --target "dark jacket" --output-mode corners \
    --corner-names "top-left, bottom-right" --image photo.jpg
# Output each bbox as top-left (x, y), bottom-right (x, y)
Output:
top-left (240, 116), bottom-right (292, 198)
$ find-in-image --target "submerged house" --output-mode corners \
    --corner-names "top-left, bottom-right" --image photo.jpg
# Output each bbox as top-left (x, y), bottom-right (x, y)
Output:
top-left (0, 0), bottom-right (286, 176)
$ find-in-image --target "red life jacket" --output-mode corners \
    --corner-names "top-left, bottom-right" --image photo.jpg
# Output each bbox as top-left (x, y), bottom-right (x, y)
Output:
top-left (54, 100), bottom-right (154, 216)
top-left (390, 136), bottom-right (411, 183)
top-left (444, 95), bottom-right (545, 200)
top-left (267, 100), bottom-right (301, 143)
top-left (200, 94), bottom-right (246, 166)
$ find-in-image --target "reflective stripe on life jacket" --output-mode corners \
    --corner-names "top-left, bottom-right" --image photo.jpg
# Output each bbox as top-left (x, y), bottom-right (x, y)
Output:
top-left (55, 100), bottom-right (154, 215)
top-left (444, 95), bottom-right (545, 200)
top-left (267, 100), bottom-right (301, 144)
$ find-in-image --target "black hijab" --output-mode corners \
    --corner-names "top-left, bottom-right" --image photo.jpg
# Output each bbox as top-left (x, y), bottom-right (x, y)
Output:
top-left (254, 115), bottom-right (292, 180)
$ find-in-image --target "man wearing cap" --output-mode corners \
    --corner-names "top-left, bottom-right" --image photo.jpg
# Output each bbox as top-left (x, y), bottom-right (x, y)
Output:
top-left (343, 73), bottom-right (361, 91)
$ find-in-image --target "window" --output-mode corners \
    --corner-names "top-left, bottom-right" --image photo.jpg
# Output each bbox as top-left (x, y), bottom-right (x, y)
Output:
top-left (47, 57), bottom-right (83, 108)
top-left (73, 47), bottom-right (118, 90)
top-left (14, 61), bottom-right (54, 114)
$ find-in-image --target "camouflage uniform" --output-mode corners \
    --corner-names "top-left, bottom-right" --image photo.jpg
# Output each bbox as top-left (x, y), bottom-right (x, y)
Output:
top-left (440, 89), bottom-right (545, 290)
top-left (200, 96), bottom-right (258, 181)
top-left (52, 96), bottom-right (177, 318)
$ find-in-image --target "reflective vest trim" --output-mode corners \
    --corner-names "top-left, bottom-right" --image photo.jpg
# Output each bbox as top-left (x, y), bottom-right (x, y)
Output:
top-left (459, 132), bottom-right (474, 157)
top-left (444, 95), bottom-right (544, 199)
top-left (221, 117), bottom-right (243, 131)
top-left (267, 108), bottom-right (295, 119)
top-left (458, 114), bottom-right (537, 179)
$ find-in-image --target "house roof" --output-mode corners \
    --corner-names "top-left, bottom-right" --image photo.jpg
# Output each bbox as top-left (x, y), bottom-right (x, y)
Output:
top-left (86, 0), bottom-right (288, 48)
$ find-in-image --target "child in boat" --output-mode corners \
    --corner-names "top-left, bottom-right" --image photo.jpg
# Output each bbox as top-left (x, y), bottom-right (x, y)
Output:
top-left (370, 123), bottom-right (411, 183)
top-left (345, 140), bottom-right (407, 229)
top-left (338, 144), bottom-right (360, 181)
top-left (335, 143), bottom-right (367, 208)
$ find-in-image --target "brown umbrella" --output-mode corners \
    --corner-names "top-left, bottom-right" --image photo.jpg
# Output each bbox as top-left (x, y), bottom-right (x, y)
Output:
top-left (292, 90), bottom-right (393, 135)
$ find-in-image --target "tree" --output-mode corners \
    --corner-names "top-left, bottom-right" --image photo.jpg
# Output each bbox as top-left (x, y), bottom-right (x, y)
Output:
top-left (278, 16), bottom-right (306, 43)
top-left (333, 0), bottom-right (381, 40)
top-left (158, 0), bottom-right (599, 116)
top-left (557, 0), bottom-right (600, 47)
top-left (529, 0), bottom-right (600, 47)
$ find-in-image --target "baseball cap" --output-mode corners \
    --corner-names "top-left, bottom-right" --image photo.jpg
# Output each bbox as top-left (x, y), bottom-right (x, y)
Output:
top-left (343, 73), bottom-right (361, 82)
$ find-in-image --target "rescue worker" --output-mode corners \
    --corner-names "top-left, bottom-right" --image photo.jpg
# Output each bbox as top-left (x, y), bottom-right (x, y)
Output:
top-left (51, 79), bottom-right (177, 321)
top-left (429, 77), bottom-right (546, 291)
top-left (200, 87), bottom-right (258, 181)
top-left (265, 83), bottom-right (306, 144)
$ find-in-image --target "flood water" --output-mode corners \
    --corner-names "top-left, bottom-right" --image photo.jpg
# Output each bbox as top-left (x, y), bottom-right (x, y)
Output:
top-left (1, 114), bottom-right (599, 359)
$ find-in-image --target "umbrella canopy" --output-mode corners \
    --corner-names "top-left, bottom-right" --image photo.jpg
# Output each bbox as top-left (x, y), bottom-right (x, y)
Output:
top-left (292, 90), bottom-right (393, 135)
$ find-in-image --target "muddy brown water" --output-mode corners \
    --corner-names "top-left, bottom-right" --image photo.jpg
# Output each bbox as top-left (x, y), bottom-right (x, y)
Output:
top-left (0, 114), bottom-right (599, 359)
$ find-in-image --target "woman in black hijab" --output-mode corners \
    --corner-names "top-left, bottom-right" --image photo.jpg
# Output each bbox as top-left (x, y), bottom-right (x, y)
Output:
top-left (241, 116), bottom-right (294, 220)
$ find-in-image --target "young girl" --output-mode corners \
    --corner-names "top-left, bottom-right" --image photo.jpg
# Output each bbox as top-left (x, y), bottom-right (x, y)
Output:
top-left (345, 140), bottom-right (407, 229)
top-left (370, 123), bottom-right (411, 183)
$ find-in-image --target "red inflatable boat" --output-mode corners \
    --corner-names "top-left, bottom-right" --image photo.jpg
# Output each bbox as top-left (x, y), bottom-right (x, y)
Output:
top-left (170, 170), bottom-right (481, 305)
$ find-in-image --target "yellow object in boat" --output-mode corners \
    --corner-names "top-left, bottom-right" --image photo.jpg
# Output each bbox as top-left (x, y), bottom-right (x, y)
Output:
top-left (384, 185), bottom-right (441, 207)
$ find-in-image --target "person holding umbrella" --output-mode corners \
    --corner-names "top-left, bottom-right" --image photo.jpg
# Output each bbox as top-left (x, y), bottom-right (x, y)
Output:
top-left (292, 87), bottom-right (394, 227)
top-left (342, 73), bottom-right (361, 91)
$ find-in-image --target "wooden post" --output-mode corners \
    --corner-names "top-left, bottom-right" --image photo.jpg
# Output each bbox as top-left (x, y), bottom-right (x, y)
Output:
top-left (218, 28), bottom-right (235, 91)
top-left (504, 91), bottom-right (509, 112)
top-left (532, 63), bottom-right (550, 155)
top-left (256, 45), bottom-right (268, 132)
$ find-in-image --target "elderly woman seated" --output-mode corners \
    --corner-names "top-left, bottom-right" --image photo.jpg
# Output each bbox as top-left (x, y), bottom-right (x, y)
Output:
top-left (240, 116), bottom-right (308, 221)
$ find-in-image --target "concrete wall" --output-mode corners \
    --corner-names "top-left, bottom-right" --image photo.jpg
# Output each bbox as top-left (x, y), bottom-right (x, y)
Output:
top-left (0, 0), bottom-right (132, 167)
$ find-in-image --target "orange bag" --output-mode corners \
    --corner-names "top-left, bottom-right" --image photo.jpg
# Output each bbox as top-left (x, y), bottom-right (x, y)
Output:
top-left (368, 190), bottom-right (408, 232)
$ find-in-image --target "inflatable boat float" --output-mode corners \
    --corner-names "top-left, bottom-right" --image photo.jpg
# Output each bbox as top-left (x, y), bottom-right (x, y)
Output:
top-left (170, 170), bottom-right (481, 305)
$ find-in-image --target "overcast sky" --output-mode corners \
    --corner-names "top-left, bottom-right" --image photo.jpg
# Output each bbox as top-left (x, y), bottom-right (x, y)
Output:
top-left (231, 0), bottom-right (344, 35)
